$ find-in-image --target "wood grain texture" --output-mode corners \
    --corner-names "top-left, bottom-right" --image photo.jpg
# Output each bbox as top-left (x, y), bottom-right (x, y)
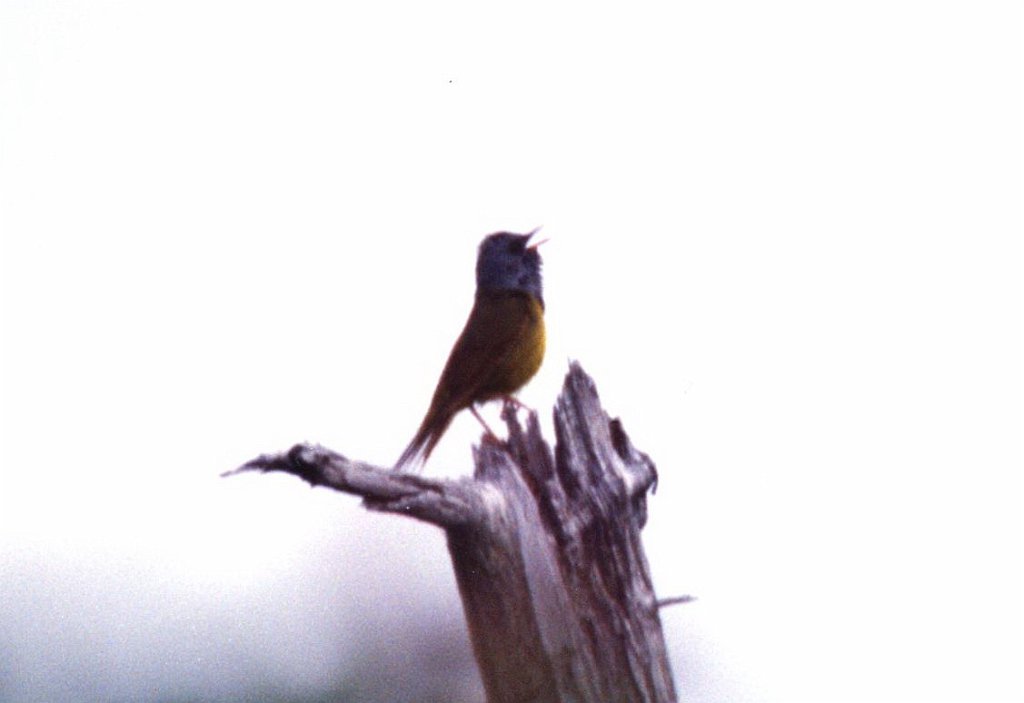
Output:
top-left (230, 361), bottom-right (677, 703)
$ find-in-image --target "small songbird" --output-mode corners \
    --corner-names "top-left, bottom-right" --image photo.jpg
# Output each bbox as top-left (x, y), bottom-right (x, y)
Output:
top-left (395, 229), bottom-right (546, 470)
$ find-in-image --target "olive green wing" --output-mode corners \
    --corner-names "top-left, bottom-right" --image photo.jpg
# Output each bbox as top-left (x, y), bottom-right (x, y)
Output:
top-left (394, 293), bottom-right (536, 470)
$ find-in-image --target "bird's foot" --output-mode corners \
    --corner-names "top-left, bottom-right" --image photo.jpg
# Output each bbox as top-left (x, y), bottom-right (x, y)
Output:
top-left (501, 395), bottom-right (534, 413)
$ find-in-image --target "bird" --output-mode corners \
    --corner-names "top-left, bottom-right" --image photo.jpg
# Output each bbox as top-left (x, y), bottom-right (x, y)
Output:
top-left (395, 229), bottom-right (547, 470)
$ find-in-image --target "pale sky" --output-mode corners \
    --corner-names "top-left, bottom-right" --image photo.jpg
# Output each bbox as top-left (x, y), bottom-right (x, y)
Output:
top-left (1, 2), bottom-right (1021, 702)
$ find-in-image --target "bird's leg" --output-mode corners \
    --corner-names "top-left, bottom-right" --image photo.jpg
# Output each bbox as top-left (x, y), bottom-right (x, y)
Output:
top-left (469, 405), bottom-right (501, 443)
top-left (501, 395), bottom-right (534, 413)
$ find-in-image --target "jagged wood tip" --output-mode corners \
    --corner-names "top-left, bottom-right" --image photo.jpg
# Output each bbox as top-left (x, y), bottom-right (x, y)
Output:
top-left (223, 442), bottom-right (484, 528)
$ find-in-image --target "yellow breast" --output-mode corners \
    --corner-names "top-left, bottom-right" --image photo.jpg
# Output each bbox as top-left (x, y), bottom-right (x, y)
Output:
top-left (470, 292), bottom-right (546, 399)
top-left (502, 295), bottom-right (545, 392)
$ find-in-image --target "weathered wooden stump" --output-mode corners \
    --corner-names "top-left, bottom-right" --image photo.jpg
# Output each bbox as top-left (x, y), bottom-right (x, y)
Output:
top-left (229, 362), bottom-right (677, 703)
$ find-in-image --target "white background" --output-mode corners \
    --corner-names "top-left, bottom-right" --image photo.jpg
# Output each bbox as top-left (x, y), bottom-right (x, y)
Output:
top-left (1, 2), bottom-right (1021, 702)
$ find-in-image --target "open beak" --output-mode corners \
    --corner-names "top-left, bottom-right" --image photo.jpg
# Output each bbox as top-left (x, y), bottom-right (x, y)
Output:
top-left (526, 226), bottom-right (549, 250)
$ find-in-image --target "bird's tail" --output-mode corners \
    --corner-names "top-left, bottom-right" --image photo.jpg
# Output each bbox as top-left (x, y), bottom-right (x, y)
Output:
top-left (394, 408), bottom-right (455, 472)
